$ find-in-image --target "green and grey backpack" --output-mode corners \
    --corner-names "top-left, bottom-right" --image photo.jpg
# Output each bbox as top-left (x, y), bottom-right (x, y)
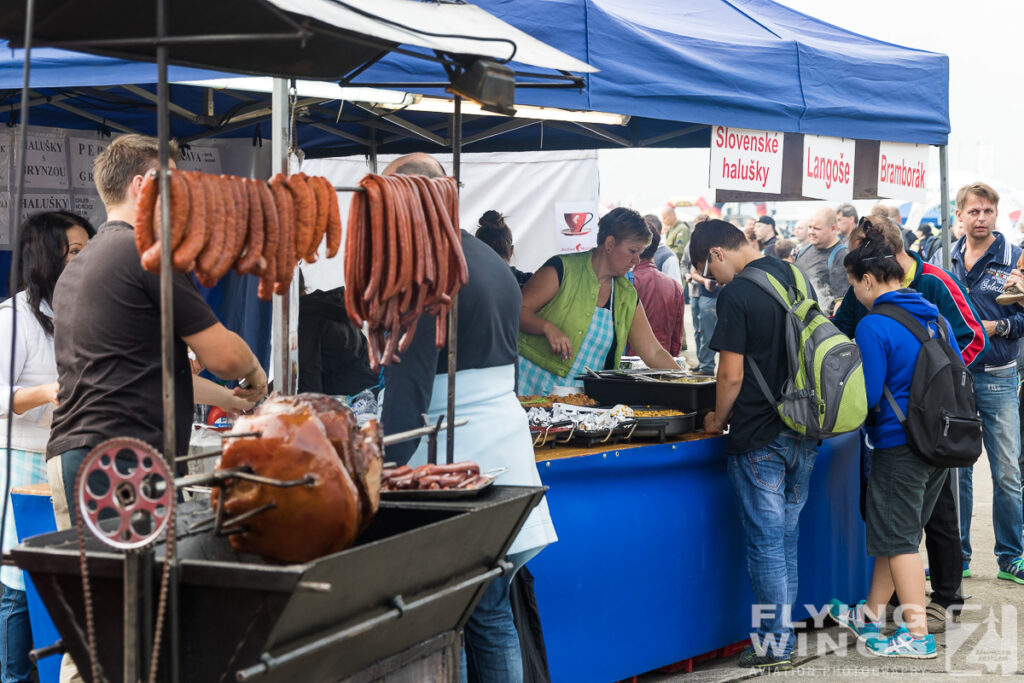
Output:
top-left (736, 264), bottom-right (866, 439)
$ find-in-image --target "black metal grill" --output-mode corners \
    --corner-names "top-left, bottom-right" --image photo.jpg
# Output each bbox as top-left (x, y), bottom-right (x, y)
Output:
top-left (14, 486), bottom-right (545, 683)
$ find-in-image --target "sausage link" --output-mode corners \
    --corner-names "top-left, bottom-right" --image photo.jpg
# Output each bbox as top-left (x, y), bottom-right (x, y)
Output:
top-left (236, 178), bottom-right (265, 275)
top-left (344, 189), bottom-right (367, 326)
top-left (141, 171), bottom-right (191, 272)
top-left (269, 174), bottom-right (295, 289)
top-left (374, 175), bottom-right (401, 301)
top-left (287, 173), bottom-right (316, 260)
top-left (172, 171), bottom-right (208, 271)
top-left (196, 174), bottom-right (228, 286)
top-left (305, 175), bottom-right (330, 262)
top-left (360, 177), bottom-right (386, 304)
top-left (321, 176), bottom-right (342, 259)
top-left (134, 170), bottom-right (159, 256)
top-left (207, 175), bottom-right (243, 284)
top-left (255, 180), bottom-right (279, 297)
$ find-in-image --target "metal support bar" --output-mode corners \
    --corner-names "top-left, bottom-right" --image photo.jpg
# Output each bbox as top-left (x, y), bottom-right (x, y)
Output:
top-left (446, 96), bottom-right (462, 466)
top-left (354, 104), bottom-right (448, 147)
top-left (568, 121), bottom-right (631, 147)
top-left (36, 32), bottom-right (310, 49)
top-left (940, 145), bottom-right (952, 270)
top-left (234, 561), bottom-right (513, 681)
top-left (122, 84), bottom-right (204, 124)
top-left (28, 640), bottom-right (63, 662)
top-left (638, 124), bottom-right (705, 148)
top-left (462, 119), bottom-right (540, 146)
top-left (308, 121), bottom-right (371, 147)
top-left (28, 92), bottom-right (146, 135)
top-left (271, 78), bottom-right (293, 395)
top-left (382, 418), bottom-right (468, 448)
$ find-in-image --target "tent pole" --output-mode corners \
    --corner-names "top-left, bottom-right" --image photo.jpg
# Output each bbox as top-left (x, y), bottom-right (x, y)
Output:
top-left (155, 0), bottom-right (180, 678)
top-left (446, 96), bottom-right (462, 465)
top-left (940, 145), bottom-right (951, 270)
top-left (271, 78), bottom-right (294, 394)
top-left (939, 143), bottom-right (963, 603)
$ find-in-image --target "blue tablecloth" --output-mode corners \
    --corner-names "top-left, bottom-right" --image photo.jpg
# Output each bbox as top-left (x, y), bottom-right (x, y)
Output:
top-left (529, 432), bottom-right (868, 682)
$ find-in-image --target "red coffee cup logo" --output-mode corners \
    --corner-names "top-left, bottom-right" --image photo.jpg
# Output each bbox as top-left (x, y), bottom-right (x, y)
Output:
top-left (563, 211), bottom-right (594, 234)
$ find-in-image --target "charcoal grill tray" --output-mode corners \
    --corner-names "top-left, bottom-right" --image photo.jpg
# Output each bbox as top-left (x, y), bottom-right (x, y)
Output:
top-left (14, 485), bottom-right (546, 683)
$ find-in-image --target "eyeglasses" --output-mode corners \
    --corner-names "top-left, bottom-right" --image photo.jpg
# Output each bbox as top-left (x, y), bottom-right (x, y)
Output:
top-left (702, 249), bottom-right (718, 281)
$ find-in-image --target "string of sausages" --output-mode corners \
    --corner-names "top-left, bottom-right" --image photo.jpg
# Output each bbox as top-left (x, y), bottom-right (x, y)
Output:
top-left (344, 174), bottom-right (468, 369)
top-left (133, 169), bottom-right (341, 299)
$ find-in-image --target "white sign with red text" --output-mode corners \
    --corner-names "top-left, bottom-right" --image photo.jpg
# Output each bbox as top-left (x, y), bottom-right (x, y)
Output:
top-left (877, 141), bottom-right (928, 203)
top-left (709, 126), bottom-right (783, 194)
top-left (802, 134), bottom-right (855, 201)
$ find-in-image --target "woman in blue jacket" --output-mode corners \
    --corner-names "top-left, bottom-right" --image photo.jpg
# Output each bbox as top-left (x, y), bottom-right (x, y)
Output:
top-left (828, 228), bottom-right (958, 659)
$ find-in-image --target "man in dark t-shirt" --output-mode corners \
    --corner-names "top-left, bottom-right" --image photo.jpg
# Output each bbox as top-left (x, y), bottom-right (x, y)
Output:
top-left (47, 134), bottom-right (268, 528)
top-left (688, 220), bottom-right (820, 673)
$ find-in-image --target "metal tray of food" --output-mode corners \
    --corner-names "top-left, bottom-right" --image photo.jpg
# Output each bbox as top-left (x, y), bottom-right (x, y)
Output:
top-left (530, 421), bottom-right (575, 448)
top-left (578, 375), bottom-right (716, 412)
top-left (571, 420), bottom-right (639, 448)
top-left (624, 407), bottom-right (697, 441)
top-left (380, 469), bottom-right (505, 501)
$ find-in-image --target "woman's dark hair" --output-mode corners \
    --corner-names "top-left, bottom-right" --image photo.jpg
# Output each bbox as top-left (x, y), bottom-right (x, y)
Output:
top-left (843, 224), bottom-right (904, 283)
top-left (17, 210), bottom-right (95, 336)
top-left (596, 207), bottom-right (650, 248)
top-left (475, 210), bottom-right (513, 262)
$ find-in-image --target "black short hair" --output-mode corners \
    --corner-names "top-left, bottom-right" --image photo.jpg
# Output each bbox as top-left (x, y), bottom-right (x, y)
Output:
top-left (688, 219), bottom-right (747, 269)
top-left (596, 207), bottom-right (650, 247)
top-left (844, 226), bottom-right (904, 283)
top-left (640, 229), bottom-right (661, 260)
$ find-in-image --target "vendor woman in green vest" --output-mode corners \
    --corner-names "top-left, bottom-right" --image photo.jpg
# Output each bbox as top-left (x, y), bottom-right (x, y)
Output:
top-left (518, 207), bottom-right (680, 395)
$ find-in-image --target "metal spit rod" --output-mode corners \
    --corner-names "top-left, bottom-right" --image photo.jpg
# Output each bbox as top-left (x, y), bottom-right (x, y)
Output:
top-left (234, 560), bottom-right (512, 681)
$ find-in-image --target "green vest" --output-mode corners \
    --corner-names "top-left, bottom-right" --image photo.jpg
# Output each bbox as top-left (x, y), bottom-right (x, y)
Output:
top-left (518, 251), bottom-right (638, 377)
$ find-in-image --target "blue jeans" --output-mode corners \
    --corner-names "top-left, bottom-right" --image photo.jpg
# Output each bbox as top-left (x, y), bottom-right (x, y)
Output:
top-left (960, 367), bottom-right (1023, 569)
top-left (0, 585), bottom-right (32, 683)
top-left (728, 430), bottom-right (818, 657)
top-left (691, 295), bottom-right (718, 374)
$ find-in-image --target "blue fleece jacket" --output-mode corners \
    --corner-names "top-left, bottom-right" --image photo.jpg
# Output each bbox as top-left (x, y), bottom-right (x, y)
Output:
top-left (833, 249), bottom-right (989, 369)
top-left (857, 289), bottom-right (960, 449)
top-left (948, 231), bottom-right (1024, 369)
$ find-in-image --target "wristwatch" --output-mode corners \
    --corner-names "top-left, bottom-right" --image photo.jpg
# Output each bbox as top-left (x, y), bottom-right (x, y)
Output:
top-left (995, 319), bottom-right (1008, 337)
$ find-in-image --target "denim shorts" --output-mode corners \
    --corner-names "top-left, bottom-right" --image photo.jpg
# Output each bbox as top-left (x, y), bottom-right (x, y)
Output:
top-left (865, 444), bottom-right (948, 557)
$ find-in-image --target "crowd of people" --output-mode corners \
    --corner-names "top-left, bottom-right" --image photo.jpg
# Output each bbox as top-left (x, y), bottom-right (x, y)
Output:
top-left (1, 131), bottom-right (1021, 681)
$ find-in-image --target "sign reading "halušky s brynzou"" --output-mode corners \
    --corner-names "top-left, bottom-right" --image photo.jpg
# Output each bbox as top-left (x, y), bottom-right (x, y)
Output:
top-left (709, 126), bottom-right (784, 194)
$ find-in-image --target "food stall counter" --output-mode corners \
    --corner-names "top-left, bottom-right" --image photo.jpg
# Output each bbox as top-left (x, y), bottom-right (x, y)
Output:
top-left (528, 431), bottom-right (870, 682)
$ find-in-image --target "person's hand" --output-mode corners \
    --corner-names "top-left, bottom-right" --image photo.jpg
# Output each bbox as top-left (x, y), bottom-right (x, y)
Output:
top-left (704, 411), bottom-right (724, 434)
top-left (235, 364), bottom-right (268, 402)
top-left (219, 393), bottom-right (257, 416)
top-left (982, 320), bottom-right (999, 337)
top-left (40, 381), bottom-right (59, 406)
top-left (1007, 269), bottom-right (1024, 289)
top-left (189, 357), bottom-right (203, 375)
top-left (543, 323), bottom-right (573, 361)
top-left (703, 278), bottom-right (716, 292)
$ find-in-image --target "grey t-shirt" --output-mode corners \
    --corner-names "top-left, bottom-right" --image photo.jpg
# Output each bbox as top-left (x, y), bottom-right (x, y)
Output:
top-left (795, 241), bottom-right (849, 313)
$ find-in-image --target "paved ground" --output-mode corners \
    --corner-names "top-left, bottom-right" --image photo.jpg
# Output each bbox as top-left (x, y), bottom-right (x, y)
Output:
top-left (663, 315), bottom-right (1024, 680)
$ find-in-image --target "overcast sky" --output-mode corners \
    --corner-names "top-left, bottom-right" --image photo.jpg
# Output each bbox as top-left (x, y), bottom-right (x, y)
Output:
top-left (598, 0), bottom-right (1023, 218)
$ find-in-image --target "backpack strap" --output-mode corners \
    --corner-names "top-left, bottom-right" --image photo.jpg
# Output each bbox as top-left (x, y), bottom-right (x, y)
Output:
top-left (826, 241), bottom-right (846, 269)
top-left (882, 384), bottom-right (907, 424)
top-left (870, 302), bottom-right (946, 344)
top-left (796, 243), bottom-right (813, 260)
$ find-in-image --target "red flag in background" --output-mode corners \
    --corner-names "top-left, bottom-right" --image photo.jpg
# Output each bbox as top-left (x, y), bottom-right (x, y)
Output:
top-left (696, 196), bottom-right (722, 218)
top-left (756, 203), bottom-right (767, 217)
top-left (1010, 210), bottom-right (1021, 224)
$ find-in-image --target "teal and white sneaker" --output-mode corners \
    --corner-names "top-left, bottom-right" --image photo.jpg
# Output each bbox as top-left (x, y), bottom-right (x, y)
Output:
top-left (865, 626), bottom-right (936, 659)
top-left (963, 560), bottom-right (972, 578)
top-left (828, 599), bottom-right (881, 639)
top-left (997, 557), bottom-right (1024, 584)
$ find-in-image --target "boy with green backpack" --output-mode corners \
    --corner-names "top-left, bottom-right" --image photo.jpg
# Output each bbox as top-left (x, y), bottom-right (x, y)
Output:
top-left (690, 220), bottom-right (865, 672)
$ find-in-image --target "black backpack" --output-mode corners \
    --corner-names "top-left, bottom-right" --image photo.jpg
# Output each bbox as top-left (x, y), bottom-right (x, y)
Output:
top-left (869, 303), bottom-right (982, 468)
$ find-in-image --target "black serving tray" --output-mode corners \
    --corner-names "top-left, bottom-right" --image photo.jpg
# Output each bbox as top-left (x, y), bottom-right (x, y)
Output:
top-left (625, 408), bottom-right (697, 442)
top-left (579, 376), bottom-right (716, 412)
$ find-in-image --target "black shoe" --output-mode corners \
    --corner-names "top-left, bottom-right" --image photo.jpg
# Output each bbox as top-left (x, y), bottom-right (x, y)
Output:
top-left (737, 646), bottom-right (793, 671)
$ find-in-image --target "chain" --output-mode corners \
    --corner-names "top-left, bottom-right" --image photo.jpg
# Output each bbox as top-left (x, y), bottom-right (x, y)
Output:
top-left (146, 504), bottom-right (174, 683)
top-left (75, 505), bottom-right (103, 683)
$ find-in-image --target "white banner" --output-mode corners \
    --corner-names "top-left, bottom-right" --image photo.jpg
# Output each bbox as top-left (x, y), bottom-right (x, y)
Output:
top-left (709, 126), bottom-right (783, 193)
top-left (177, 146), bottom-right (223, 174)
top-left (69, 136), bottom-right (111, 190)
top-left (877, 141), bottom-right (928, 203)
top-left (73, 193), bottom-right (107, 227)
top-left (802, 134), bottom-right (855, 201)
top-left (23, 133), bottom-right (69, 190)
top-left (554, 201), bottom-right (598, 255)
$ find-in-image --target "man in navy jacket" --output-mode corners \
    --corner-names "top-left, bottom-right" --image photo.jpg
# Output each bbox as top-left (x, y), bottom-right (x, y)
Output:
top-left (948, 182), bottom-right (1024, 585)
